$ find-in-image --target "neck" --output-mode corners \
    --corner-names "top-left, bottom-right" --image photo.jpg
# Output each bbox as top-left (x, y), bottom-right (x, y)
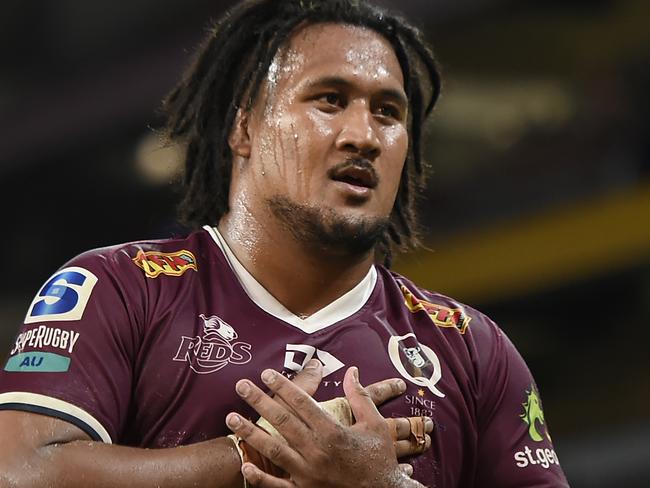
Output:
top-left (217, 208), bottom-right (375, 318)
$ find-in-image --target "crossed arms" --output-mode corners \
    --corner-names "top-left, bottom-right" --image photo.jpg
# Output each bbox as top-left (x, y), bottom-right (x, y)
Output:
top-left (0, 361), bottom-right (430, 488)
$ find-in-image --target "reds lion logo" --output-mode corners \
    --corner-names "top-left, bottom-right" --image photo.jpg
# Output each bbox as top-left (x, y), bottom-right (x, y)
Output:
top-left (200, 313), bottom-right (238, 341)
top-left (173, 314), bottom-right (252, 374)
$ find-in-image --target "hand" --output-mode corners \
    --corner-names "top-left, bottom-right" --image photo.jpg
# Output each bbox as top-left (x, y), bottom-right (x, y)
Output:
top-left (234, 360), bottom-right (431, 479)
top-left (226, 367), bottom-right (428, 488)
top-left (238, 359), bottom-right (425, 475)
top-left (236, 360), bottom-right (427, 480)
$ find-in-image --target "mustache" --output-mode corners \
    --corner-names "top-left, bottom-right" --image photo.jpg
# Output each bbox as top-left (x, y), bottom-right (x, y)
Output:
top-left (326, 158), bottom-right (379, 183)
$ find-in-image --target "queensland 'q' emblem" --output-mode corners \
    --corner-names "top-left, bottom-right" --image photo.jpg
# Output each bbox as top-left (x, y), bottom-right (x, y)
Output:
top-left (388, 333), bottom-right (445, 398)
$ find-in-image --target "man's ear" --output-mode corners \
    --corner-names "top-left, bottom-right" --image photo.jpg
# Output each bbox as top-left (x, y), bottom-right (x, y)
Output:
top-left (228, 108), bottom-right (252, 158)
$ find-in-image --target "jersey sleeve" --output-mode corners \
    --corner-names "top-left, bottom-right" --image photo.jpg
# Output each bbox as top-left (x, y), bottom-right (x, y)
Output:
top-left (0, 247), bottom-right (145, 444)
top-left (471, 318), bottom-right (570, 487)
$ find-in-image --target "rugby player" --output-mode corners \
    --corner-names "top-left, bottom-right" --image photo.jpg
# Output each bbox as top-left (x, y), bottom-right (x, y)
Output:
top-left (0, 1), bottom-right (570, 487)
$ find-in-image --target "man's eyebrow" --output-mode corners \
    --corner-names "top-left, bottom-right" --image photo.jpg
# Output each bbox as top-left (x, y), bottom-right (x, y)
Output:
top-left (304, 76), bottom-right (408, 107)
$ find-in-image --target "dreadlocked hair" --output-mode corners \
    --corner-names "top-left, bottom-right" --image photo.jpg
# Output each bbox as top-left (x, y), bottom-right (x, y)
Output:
top-left (163, 0), bottom-right (442, 267)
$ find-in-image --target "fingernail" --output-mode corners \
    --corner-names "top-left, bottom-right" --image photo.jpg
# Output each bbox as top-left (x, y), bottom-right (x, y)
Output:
top-left (305, 359), bottom-right (321, 369)
top-left (261, 369), bottom-right (276, 384)
top-left (236, 380), bottom-right (251, 397)
top-left (226, 413), bottom-right (242, 429)
top-left (242, 463), bottom-right (255, 476)
top-left (425, 417), bottom-right (433, 430)
top-left (352, 366), bottom-right (359, 383)
top-left (396, 379), bottom-right (406, 393)
top-left (403, 464), bottom-right (414, 476)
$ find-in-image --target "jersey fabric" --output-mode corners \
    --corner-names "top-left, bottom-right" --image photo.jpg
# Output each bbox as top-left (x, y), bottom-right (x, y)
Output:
top-left (0, 226), bottom-right (569, 487)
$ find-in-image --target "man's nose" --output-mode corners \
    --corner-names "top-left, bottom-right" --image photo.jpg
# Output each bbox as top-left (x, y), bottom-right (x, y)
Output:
top-left (335, 102), bottom-right (381, 160)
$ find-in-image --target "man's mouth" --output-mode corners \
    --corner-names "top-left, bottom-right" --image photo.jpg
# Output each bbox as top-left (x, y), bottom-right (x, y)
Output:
top-left (328, 159), bottom-right (378, 189)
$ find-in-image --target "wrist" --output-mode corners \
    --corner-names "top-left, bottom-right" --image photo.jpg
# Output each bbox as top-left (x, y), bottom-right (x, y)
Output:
top-left (227, 435), bottom-right (248, 488)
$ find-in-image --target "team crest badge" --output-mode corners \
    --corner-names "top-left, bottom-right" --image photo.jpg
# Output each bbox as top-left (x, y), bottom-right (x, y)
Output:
top-left (388, 332), bottom-right (445, 398)
top-left (400, 285), bottom-right (471, 334)
top-left (132, 249), bottom-right (197, 278)
top-left (173, 314), bottom-right (252, 374)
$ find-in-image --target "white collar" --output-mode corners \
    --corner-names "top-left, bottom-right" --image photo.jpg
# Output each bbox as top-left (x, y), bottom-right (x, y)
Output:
top-left (203, 225), bottom-right (377, 334)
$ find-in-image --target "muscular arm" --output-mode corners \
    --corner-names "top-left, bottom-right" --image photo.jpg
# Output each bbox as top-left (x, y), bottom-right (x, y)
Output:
top-left (0, 362), bottom-right (419, 488)
top-left (0, 411), bottom-right (243, 488)
top-left (472, 322), bottom-right (569, 487)
top-left (0, 360), bottom-right (326, 488)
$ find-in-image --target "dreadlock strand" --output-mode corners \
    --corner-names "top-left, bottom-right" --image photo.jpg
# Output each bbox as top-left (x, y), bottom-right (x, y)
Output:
top-left (397, 25), bottom-right (442, 114)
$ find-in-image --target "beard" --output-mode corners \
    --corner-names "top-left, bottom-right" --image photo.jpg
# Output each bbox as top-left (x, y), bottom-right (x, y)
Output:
top-left (267, 195), bottom-right (389, 257)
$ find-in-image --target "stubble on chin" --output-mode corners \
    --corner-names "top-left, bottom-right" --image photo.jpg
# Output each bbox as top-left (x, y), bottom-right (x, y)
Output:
top-left (267, 195), bottom-right (388, 257)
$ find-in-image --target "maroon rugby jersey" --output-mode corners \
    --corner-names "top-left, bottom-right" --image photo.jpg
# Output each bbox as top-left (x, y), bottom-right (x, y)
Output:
top-left (0, 226), bottom-right (569, 487)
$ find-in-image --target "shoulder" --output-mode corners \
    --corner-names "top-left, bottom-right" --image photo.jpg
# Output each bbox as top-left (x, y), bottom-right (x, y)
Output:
top-left (379, 266), bottom-right (534, 399)
top-left (61, 229), bottom-right (212, 280)
top-left (25, 230), bottom-right (214, 324)
top-left (379, 266), bottom-right (501, 340)
top-left (377, 266), bottom-right (518, 385)
top-left (21, 229), bottom-right (220, 339)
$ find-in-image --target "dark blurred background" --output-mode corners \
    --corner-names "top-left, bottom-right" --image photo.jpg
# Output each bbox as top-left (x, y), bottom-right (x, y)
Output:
top-left (1, 1), bottom-right (648, 486)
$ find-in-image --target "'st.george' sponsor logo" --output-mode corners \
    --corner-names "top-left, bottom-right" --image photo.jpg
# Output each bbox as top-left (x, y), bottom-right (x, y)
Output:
top-left (513, 384), bottom-right (561, 469)
top-left (11, 326), bottom-right (80, 356)
top-left (173, 314), bottom-right (252, 374)
top-left (514, 445), bottom-right (560, 469)
top-left (400, 285), bottom-right (471, 334)
top-left (132, 249), bottom-right (198, 278)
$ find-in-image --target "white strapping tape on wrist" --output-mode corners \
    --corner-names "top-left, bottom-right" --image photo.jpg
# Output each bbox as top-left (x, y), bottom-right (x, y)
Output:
top-left (227, 434), bottom-right (249, 488)
top-left (256, 396), bottom-right (355, 442)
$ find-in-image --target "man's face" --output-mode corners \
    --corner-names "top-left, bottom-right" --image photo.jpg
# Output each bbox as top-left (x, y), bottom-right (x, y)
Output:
top-left (238, 23), bottom-right (409, 254)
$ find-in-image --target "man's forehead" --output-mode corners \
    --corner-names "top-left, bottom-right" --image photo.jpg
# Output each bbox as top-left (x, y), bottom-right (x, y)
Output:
top-left (288, 23), bottom-right (390, 53)
top-left (270, 22), bottom-right (404, 86)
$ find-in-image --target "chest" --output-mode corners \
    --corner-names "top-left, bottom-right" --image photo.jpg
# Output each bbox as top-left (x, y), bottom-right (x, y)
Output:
top-left (128, 286), bottom-right (475, 487)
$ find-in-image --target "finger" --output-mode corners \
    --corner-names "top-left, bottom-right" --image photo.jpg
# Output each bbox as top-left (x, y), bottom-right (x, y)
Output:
top-left (287, 359), bottom-right (323, 398)
top-left (365, 378), bottom-right (407, 406)
top-left (232, 378), bottom-right (311, 447)
top-left (242, 463), bottom-right (295, 488)
top-left (226, 412), bottom-right (301, 472)
top-left (259, 369), bottom-right (332, 431)
top-left (395, 434), bottom-right (431, 458)
top-left (387, 417), bottom-right (433, 441)
top-left (399, 463), bottom-right (414, 477)
top-left (342, 367), bottom-right (382, 427)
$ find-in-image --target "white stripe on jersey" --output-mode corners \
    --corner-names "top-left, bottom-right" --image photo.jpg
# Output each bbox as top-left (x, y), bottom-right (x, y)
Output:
top-left (0, 391), bottom-right (112, 443)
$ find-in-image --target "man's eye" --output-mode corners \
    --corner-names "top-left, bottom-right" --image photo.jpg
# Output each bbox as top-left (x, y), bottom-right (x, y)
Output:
top-left (376, 104), bottom-right (401, 120)
top-left (317, 93), bottom-right (342, 106)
